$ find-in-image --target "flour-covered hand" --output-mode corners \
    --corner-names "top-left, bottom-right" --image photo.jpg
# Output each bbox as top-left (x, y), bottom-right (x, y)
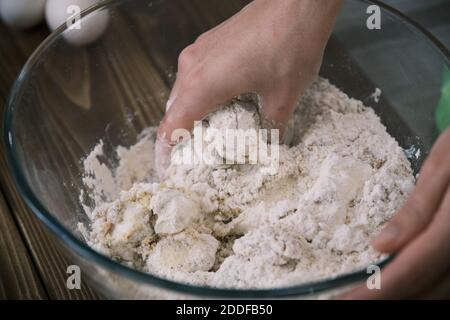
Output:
top-left (155, 0), bottom-right (343, 177)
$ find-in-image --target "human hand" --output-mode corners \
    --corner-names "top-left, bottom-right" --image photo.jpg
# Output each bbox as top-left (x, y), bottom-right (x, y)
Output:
top-left (155, 0), bottom-right (343, 177)
top-left (343, 127), bottom-right (450, 299)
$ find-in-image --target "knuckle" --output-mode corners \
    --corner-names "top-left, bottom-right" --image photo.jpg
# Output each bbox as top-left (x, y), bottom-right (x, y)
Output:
top-left (195, 31), bottom-right (208, 44)
top-left (178, 45), bottom-right (197, 69)
top-left (171, 97), bottom-right (190, 117)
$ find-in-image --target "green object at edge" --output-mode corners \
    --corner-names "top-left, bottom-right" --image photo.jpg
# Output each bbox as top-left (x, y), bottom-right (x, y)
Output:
top-left (436, 66), bottom-right (450, 133)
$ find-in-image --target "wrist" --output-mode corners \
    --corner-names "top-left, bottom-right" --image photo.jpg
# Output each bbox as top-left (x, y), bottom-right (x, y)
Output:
top-left (287, 0), bottom-right (343, 47)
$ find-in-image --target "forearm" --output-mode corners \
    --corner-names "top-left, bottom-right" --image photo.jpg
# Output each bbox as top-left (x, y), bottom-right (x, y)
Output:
top-left (297, 0), bottom-right (344, 36)
top-left (275, 0), bottom-right (343, 18)
top-left (255, 0), bottom-right (343, 51)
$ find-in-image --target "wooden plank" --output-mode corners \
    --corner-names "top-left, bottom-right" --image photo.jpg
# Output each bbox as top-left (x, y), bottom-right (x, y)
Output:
top-left (0, 189), bottom-right (47, 299)
top-left (0, 22), bottom-right (100, 300)
top-left (0, 174), bottom-right (100, 300)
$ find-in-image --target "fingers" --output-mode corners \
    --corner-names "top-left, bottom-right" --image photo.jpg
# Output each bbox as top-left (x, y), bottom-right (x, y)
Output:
top-left (156, 63), bottom-right (242, 178)
top-left (154, 136), bottom-right (173, 181)
top-left (158, 72), bottom-right (234, 142)
top-left (343, 184), bottom-right (450, 299)
top-left (166, 44), bottom-right (198, 112)
top-left (166, 77), bottom-right (181, 112)
top-left (260, 89), bottom-right (300, 136)
top-left (372, 128), bottom-right (450, 253)
top-left (155, 87), bottom-right (218, 178)
top-left (344, 128), bottom-right (450, 299)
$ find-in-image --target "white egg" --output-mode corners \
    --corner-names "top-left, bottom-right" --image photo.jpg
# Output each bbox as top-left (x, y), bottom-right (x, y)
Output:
top-left (45, 0), bottom-right (109, 46)
top-left (0, 0), bottom-right (46, 29)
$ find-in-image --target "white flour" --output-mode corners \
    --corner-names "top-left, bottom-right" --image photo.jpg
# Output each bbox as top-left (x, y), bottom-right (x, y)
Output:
top-left (79, 78), bottom-right (414, 289)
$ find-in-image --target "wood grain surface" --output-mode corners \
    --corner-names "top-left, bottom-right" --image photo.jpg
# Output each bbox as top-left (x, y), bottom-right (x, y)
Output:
top-left (0, 0), bottom-right (248, 300)
top-left (0, 190), bottom-right (46, 299)
top-left (0, 23), bottom-right (100, 300)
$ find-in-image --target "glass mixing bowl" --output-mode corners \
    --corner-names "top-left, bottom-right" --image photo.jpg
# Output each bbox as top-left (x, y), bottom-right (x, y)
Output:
top-left (4, 0), bottom-right (449, 299)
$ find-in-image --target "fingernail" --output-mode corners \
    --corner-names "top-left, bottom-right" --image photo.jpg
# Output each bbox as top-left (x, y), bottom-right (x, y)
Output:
top-left (372, 224), bottom-right (400, 248)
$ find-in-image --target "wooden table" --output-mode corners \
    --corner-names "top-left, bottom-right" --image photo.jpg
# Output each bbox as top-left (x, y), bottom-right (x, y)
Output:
top-left (0, 0), bottom-right (448, 300)
top-left (0, 22), bottom-right (101, 300)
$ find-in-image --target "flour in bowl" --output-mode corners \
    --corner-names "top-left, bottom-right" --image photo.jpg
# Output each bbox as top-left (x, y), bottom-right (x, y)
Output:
top-left (79, 77), bottom-right (414, 289)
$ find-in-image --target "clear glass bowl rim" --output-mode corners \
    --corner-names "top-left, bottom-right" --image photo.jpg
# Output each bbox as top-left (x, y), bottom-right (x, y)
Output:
top-left (3, 0), bottom-right (449, 298)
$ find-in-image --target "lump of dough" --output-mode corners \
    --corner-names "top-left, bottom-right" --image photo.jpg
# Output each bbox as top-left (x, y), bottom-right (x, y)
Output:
top-left (147, 230), bottom-right (219, 272)
top-left (206, 102), bottom-right (261, 164)
top-left (203, 97), bottom-right (294, 166)
top-left (232, 225), bottom-right (312, 266)
top-left (305, 155), bottom-right (372, 224)
top-left (208, 102), bottom-right (260, 131)
top-left (151, 188), bottom-right (202, 234)
top-left (87, 183), bottom-right (154, 260)
top-left (109, 202), bottom-right (152, 246)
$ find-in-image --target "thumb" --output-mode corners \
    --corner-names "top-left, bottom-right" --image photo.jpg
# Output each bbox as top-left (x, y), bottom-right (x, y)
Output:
top-left (157, 87), bottom-right (227, 143)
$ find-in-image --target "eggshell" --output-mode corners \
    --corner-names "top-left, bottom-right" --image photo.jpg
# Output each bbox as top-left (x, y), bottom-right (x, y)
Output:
top-left (45, 0), bottom-right (109, 46)
top-left (0, 0), bottom-right (46, 29)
